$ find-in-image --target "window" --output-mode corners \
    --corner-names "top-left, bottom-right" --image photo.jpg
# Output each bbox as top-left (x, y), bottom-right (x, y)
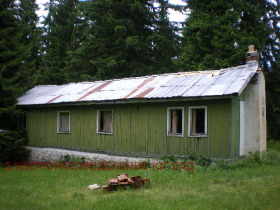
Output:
top-left (97, 110), bottom-right (113, 134)
top-left (57, 111), bottom-right (70, 133)
top-left (167, 108), bottom-right (184, 136)
top-left (188, 107), bottom-right (207, 137)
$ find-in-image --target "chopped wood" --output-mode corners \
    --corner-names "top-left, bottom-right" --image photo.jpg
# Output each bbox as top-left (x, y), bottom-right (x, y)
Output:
top-left (119, 182), bottom-right (129, 185)
top-left (102, 174), bottom-right (150, 192)
top-left (131, 175), bottom-right (141, 181)
top-left (102, 185), bottom-right (109, 190)
top-left (109, 178), bottom-right (119, 185)
top-left (117, 173), bottom-right (128, 182)
top-left (127, 178), bottom-right (134, 184)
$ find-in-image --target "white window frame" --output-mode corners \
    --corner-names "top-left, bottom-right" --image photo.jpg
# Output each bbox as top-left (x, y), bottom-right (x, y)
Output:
top-left (167, 107), bottom-right (184, 137)
top-left (188, 106), bottom-right (207, 137)
top-left (97, 109), bottom-right (113, 134)
top-left (57, 111), bottom-right (70, 134)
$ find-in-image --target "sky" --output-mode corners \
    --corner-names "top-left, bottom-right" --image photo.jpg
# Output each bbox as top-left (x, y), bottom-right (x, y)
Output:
top-left (36, 0), bottom-right (187, 23)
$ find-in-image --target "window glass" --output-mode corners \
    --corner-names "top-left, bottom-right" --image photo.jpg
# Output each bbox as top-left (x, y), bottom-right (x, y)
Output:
top-left (189, 107), bottom-right (207, 137)
top-left (58, 112), bottom-right (70, 133)
top-left (168, 108), bottom-right (183, 136)
top-left (98, 110), bottom-right (113, 133)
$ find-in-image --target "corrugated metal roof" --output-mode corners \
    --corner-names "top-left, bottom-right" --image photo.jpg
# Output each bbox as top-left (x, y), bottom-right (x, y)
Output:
top-left (17, 61), bottom-right (259, 106)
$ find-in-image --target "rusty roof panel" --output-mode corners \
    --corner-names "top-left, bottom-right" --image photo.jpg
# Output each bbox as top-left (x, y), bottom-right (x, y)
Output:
top-left (17, 61), bottom-right (259, 105)
top-left (46, 95), bottom-right (63, 104)
top-left (124, 77), bottom-right (155, 99)
top-left (136, 87), bottom-right (155, 98)
top-left (76, 81), bottom-right (113, 101)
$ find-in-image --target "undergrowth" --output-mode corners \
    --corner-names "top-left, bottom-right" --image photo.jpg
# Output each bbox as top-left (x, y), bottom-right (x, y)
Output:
top-left (214, 148), bottom-right (280, 170)
top-left (58, 142), bottom-right (280, 172)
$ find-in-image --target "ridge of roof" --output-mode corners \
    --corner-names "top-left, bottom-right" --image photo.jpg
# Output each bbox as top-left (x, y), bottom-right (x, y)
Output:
top-left (35, 63), bottom-right (251, 87)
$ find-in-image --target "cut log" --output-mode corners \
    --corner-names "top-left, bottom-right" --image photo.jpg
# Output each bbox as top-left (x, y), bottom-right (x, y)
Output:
top-left (131, 175), bottom-right (141, 181)
top-left (102, 174), bottom-right (150, 192)
top-left (131, 176), bottom-right (144, 188)
top-left (119, 182), bottom-right (129, 185)
top-left (109, 178), bottom-right (119, 185)
top-left (117, 173), bottom-right (128, 182)
top-left (102, 185), bottom-right (109, 190)
top-left (127, 178), bottom-right (133, 184)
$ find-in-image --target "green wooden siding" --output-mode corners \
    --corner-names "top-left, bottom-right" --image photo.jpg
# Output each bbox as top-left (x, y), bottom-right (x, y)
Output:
top-left (25, 98), bottom-right (239, 159)
top-left (230, 97), bottom-right (240, 158)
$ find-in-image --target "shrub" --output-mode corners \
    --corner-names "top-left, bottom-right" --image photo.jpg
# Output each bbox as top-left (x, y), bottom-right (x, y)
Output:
top-left (268, 141), bottom-right (280, 151)
top-left (188, 152), bottom-right (198, 161)
top-left (262, 149), bottom-right (280, 165)
top-left (243, 150), bottom-right (279, 166)
top-left (0, 130), bottom-right (30, 166)
top-left (160, 155), bottom-right (176, 162)
top-left (60, 154), bottom-right (86, 163)
top-left (214, 148), bottom-right (280, 170)
top-left (141, 159), bottom-right (152, 169)
top-left (247, 151), bottom-right (262, 165)
top-left (197, 155), bottom-right (212, 167)
top-left (215, 160), bottom-right (230, 169)
top-left (188, 152), bottom-right (212, 167)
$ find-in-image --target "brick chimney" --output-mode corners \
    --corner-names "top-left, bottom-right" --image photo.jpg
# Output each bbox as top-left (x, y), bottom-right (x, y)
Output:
top-left (246, 45), bottom-right (259, 63)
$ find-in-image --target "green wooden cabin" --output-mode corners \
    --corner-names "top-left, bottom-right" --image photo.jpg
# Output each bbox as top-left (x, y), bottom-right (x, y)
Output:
top-left (17, 57), bottom-right (266, 159)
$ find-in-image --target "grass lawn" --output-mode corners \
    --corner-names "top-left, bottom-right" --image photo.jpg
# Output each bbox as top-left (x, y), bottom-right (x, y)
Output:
top-left (0, 143), bottom-right (280, 210)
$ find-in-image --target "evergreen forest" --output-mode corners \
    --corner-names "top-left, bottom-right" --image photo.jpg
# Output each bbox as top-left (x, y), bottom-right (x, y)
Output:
top-left (0, 0), bottom-right (280, 140)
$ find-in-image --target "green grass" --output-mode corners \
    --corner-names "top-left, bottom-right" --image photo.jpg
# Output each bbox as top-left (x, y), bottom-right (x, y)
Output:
top-left (1, 142), bottom-right (280, 210)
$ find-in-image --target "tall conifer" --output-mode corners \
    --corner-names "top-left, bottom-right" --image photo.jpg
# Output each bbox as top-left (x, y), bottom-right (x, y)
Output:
top-left (180, 0), bottom-right (280, 139)
top-left (65, 0), bottom-right (182, 81)
top-left (40, 0), bottom-right (79, 84)
top-left (0, 0), bottom-right (39, 129)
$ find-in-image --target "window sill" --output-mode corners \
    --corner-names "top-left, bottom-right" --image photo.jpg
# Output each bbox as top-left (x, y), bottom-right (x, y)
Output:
top-left (188, 134), bottom-right (207, 138)
top-left (97, 132), bottom-right (113, 135)
top-left (57, 132), bottom-right (70, 134)
top-left (167, 133), bottom-right (184, 137)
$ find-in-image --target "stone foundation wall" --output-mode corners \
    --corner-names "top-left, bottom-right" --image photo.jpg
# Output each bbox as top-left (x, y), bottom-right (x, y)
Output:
top-left (26, 147), bottom-right (155, 162)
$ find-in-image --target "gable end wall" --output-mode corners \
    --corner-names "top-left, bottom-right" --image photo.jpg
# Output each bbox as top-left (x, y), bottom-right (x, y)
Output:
top-left (239, 72), bottom-right (267, 155)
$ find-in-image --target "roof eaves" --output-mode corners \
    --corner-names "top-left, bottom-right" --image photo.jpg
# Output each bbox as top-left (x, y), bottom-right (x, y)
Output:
top-left (16, 94), bottom-right (238, 108)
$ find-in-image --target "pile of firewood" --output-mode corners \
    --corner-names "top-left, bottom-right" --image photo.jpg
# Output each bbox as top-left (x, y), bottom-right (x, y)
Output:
top-left (102, 173), bottom-right (150, 192)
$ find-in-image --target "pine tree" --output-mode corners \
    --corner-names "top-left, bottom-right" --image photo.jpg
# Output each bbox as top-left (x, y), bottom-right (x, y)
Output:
top-left (18, 0), bottom-right (41, 86)
top-left (65, 0), bottom-right (182, 81)
top-left (264, 0), bottom-right (280, 140)
top-left (66, 0), bottom-right (154, 81)
top-left (40, 0), bottom-right (79, 84)
top-left (180, 0), bottom-right (280, 139)
top-left (0, 0), bottom-right (39, 129)
top-left (63, 0), bottom-right (96, 82)
top-left (266, 61), bottom-right (280, 140)
top-left (180, 0), bottom-right (272, 70)
top-left (150, 0), bottom-right (182, 74)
